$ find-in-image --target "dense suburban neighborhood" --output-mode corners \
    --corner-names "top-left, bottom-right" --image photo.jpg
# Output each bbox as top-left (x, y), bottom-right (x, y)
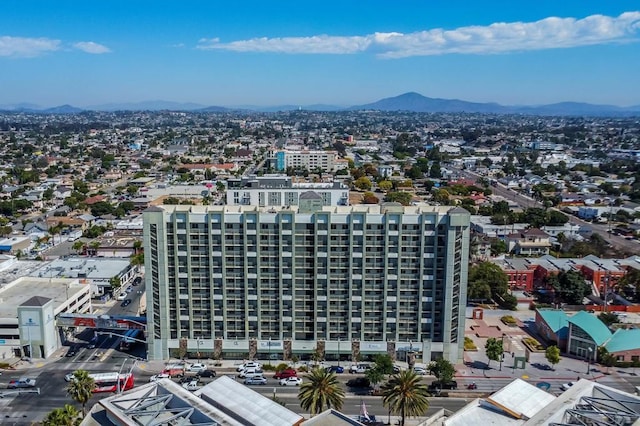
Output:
top-left (0, 109), bottom-right (640, 424)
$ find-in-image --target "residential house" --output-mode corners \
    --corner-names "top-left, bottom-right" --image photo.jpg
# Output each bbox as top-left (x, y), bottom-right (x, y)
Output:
top-left (506, 228), bottom-right (551, 256)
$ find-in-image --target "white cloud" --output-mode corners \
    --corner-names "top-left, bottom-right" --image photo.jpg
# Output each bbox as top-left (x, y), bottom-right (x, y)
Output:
top-left (0, 36), bottom-right (61, 57)
top-left (73, 41), bottom-right (111, 54)
top-left (197, 11), bottom-right (640, 58)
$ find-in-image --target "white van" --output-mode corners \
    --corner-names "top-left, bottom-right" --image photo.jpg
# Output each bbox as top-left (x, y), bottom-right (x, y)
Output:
top-left (239, 368), bottom-right (264, 378)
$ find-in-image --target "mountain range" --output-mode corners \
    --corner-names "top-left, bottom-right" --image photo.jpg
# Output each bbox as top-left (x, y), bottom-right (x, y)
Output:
top-left (2, 92), bottom-right (639, 116)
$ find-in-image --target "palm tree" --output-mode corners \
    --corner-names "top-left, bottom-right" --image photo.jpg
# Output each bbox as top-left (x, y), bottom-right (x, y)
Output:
top-left (66, 370), bottom-right (95, 418)
top-left (381, 370), bottom-right (430, 426)
top-left (298, 367), bottom-right (345, 416)
top-left (43, 404), bottom-right (81, 426)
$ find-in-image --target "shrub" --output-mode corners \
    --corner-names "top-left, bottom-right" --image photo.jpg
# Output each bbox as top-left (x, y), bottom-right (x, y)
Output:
top-left (501, 315), bottom-right (517, 325)
top-left (262, 364), bottom-right (276, 371)
top-left (464, 337), bottom-right (477, 351)
top-left (298, 366), bottom-right (309, 373)
top-left (274, 363), bottom-right (289, 372)
top-left (523, 337), bottom-right (544, 350)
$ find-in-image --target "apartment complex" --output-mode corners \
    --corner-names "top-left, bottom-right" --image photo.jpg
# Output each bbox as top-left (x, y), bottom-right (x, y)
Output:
top-left (143, 203), bottom-right (470, 363)
top-left (270, 149), bottom-right (348, 173)
top-left (226, 175), bottom-right (349, 207)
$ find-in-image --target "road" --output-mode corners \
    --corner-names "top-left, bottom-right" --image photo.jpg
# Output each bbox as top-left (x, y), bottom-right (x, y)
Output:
top-left (459, 170), bottom-right (639, 254)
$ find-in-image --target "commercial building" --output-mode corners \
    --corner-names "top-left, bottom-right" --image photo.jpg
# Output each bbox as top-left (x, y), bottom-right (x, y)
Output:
top-left (0, 276), bottom-right (91, 359)
top-left (226, 175), bottom-right (349, 207)
top-left (143, 203), bottom-right (470, 363)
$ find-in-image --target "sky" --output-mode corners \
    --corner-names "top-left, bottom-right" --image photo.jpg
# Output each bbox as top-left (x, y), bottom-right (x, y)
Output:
top-left (1, 1), bottom-right (639, 108)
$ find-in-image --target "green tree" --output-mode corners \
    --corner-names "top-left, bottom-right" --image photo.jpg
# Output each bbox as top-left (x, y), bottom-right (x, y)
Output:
top-left (66, 370), bottom-right (95, 417)
top-left (43, 404), bottom-right (81, 426)
top-left (598, 312), bottom-right (620, 327)
top-left (72, 240), bottom-right (85, 254)
top-left (354, 176), bottom-right (372, 191)
top-left (385, 191), bottom-right (413, 206)
top-left (549, 271), bottom-right (591, 304)
top-left (362, 191), bottom-right (379, 204)
top-left (365, 367), bottom-right (385, 392)
top-left (381, 370), bottom-right (430, 426)
top-left (545, 345), bottom-right (561, 370)
top-left (484, 337), bottom-right (503, 369)
top-left (468, 262), bottom-right (509, 302)
top-left (378, 180), bottom-right (393, 192)
top-left (433, 188), bottom-right (450, 204)
top-left (427, 358), bottom-right (456, 383)
top-left (298, 367), bottom-right (345, 416)
top-left (373, 354), bottom-right (394, 375)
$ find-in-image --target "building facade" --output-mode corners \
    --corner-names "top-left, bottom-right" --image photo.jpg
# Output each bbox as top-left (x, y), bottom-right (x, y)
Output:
top-left (143, 204), bottom-right (470, 363)
top-left (271, 149), bottom-right (348, 173)
top-left (226, 175), bottom-right (349, 207)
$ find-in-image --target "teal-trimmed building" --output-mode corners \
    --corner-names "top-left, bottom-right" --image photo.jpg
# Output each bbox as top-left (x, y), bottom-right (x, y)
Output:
top-left (567, 311), bottom-right (612, 361)
top-left (603, 329), bottom-right (640, 363)
top-left (535, 309), bottom-right (569, 349)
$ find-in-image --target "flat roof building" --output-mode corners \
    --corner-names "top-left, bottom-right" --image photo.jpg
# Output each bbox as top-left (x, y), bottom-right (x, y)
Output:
top-left (0, 276), bottom-right (91, 359)
top-left (143, 203), bottom-right (470, 363)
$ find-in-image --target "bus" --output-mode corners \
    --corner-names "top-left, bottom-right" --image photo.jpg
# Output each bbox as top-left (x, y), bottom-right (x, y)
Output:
top-left (120, 329), bottom-right (143, 351)
top-left (90, 372), bottom-right (135, 393)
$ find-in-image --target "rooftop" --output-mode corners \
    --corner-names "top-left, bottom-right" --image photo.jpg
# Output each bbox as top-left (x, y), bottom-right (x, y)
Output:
top-left (0, 276), bottom-right (85, 319)
top-left (568, 311), bottom-right (612, 346)
top-left (537, 309), bottom-right (569, 336)
top-left (603, 328), bottom-right (640, 353)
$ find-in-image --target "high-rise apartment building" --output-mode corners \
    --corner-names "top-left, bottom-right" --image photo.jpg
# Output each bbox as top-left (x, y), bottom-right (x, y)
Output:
top-left (270, 149), bottom-right (349, 173)
top-left (143, 203), bottom-right (469, 363)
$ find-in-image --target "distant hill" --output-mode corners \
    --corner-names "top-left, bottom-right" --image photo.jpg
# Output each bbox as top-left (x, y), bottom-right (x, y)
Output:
top-left (349, 92), bottom-right (640, 116)
top-left (196, 105), bottom-right (234, 112)
top-left (236, 104), bottom-right (344, 112)
top-left (42, 104), bottom-right (84, 114)
top-left (349, 92), bottom-right (508, 114)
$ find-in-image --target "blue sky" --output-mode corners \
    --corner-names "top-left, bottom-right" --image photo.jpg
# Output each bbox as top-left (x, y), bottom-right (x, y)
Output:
top-left (1, 1), bottom-right (639, 107)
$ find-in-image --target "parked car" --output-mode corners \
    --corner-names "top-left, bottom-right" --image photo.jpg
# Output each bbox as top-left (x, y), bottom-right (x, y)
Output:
top-left (8, 378), bottom-right (36, 389)
top-left (65, 348), bottom-right (77, 357)
top-left (326, 366), bottom-right (344, 374)
top-left (116, 292), bottom-right (127, 301)
top-left (560, 382), bottom-right (575, 391)
top-left (413, 366), bottom-right (427, 375)
top-left (428, 380), bottom-right (458, 391)
top-left (346, 377), bottom-right (371, 388)
top-left (64, 373), bottom-right (76, 382)
top-left (279, 377), bottom-right (303, 386)
top-left (393, 365), bottom-right (401, 374)
top-left (133, 277), bottom-right (142, 286)
top-left (120, 299), bottom-right (132, 307)
top-left (182, 380), bottom-right (200, 391)
top-left (236, 361), bottom-right (262, 372)
top-left (187, 363), bottom-right (207, 373)
top-left (125, 285), bottom-right (133, 293)
top-left (244, 376), bottom-right (267, 385)
top-left (196, 370), bottom-right (216, 378)
top-left (274, 368), bottom-right (298, 379)
top-left (149, 373), bottom-right (170, 382)
top-left (349, 364), bottom-right (371, 374)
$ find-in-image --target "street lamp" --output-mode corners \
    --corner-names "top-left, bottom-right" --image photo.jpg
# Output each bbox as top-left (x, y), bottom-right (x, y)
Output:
top-left (499, 334), bottom-right (506, 371)
top-left (196, 338), bottom-right (202, 360)
top-left (586, 347), bottom-right (593, 374)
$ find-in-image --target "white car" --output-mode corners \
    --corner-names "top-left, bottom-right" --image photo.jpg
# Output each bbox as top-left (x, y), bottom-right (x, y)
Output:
top-left (182, 380), bottom-right (200, 391)
top-left (187, 363), bottom-right (207, 373)
top-left (279, 377), bottom-right (303, 386)
top-left (64, 373), bottom-right (77, 382)
top-left (560, 382), bottom-right (575, 391)
top-left (349, 364), bottom-right (370, 374)
top-left (239, 368), bottom-right (263, 378)
top-left (150, 373), bottom-right (170, 382)
top-left (413, 366), bottom-right (427, 375)
top-left (236, 361), bottom-right (262, 372)
top-left (116, 292), bottom-right (127, 301)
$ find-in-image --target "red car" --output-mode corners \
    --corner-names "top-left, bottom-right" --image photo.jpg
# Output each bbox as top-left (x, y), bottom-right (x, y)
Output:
top-left (274, 368), bottom-right (297, 379)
